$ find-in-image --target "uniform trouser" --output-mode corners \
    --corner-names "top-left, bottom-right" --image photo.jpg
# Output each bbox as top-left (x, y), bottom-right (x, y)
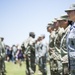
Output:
top-left (30, 53), bottom-right (36, 73)
top-left (39, 56), bottom-right (47, 75)
top-left (50, 59), bottom-right (59, 75)
top-left (26, 54), bottom-right (36, 75)
top-left (55, 52), bottom-right (62, 75)
top-left (57, 60), bottom-right (62, 75)
top-left (62, 63), bottom-right (69, 75)
top-left (69, 63), bottom-right (75, 75)
top-left (70, 71), bottom-right (75, 75)
top-left (26, 55), bottom-right (31, 75)
top-left (0, 59), bottom-right (2, 73)
top-left (49, 52), bottom-right (59, 75)
top-left (69, 66), bottom-right (75, 75)
top-left (0, 57), bottom-right (5, 74)
top-left (68, 47), bottom-right (75, 75)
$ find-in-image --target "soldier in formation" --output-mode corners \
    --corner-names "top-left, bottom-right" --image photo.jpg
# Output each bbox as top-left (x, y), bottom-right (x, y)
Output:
top-left (47, 21), bottom-right (59, 75)
top-left (65, 3), bottom-right (75, 75)
top-left (59, 15), bottom-right (72, 75)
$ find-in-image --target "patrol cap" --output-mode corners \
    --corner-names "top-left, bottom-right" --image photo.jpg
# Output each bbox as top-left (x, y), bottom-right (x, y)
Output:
top-left (52, 18), bottom-right (58, 27)
top-left (40, 34), bottom-right (45, 38)
top-left (65, 3), bottom-right (75, 12)
top-left (48, 21), bottom-right (53, 25)
top-left (52, 18), bottom-right (57, 23)
top-left (47, 21), bottom-right (54, 28)
top-left (57, 14), bottom-right (68, 21)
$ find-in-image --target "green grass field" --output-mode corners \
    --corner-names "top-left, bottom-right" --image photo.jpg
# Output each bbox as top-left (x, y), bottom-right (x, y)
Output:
top-left (5, 61), bottom-right (41, 75)
top-left (5, 61), bottom-right (50, 75)
top-left (6, 61), bottom-right (26, 75)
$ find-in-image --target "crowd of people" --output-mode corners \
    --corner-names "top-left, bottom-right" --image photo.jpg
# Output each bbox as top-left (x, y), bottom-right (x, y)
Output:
top-left (0, 3), bottom-right (75, 75)
top-left (5, 44), bottom-right (24, 65)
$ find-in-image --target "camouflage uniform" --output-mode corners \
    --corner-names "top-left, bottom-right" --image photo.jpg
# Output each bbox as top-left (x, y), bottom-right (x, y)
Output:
top-left (0, 37), bottom-right (6, 75)
top-left (65, 3), bottom-right (75, 75)
top-left (66, 23), bottom-right (75, 75)
top-left (47, 22), bottom-right (59, 75)
top-left (49, 30), bottom-right (59, 75)
top-left (54, 15), bottom-right (72, 75)
top-left (58, 15), bottom-right (73, 75)
top-left (54, 24), bottom-right (67, 75)
top-left (60, 25), bottom-right (71, 75)
top-left (54, 28), bottom-right (63, 75)
top-left (23, 32), bottom-right (36, 75)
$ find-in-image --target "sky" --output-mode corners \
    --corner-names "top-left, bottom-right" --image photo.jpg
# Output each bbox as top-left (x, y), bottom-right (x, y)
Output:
top-left (0, 0), bottom-right (75, 46)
